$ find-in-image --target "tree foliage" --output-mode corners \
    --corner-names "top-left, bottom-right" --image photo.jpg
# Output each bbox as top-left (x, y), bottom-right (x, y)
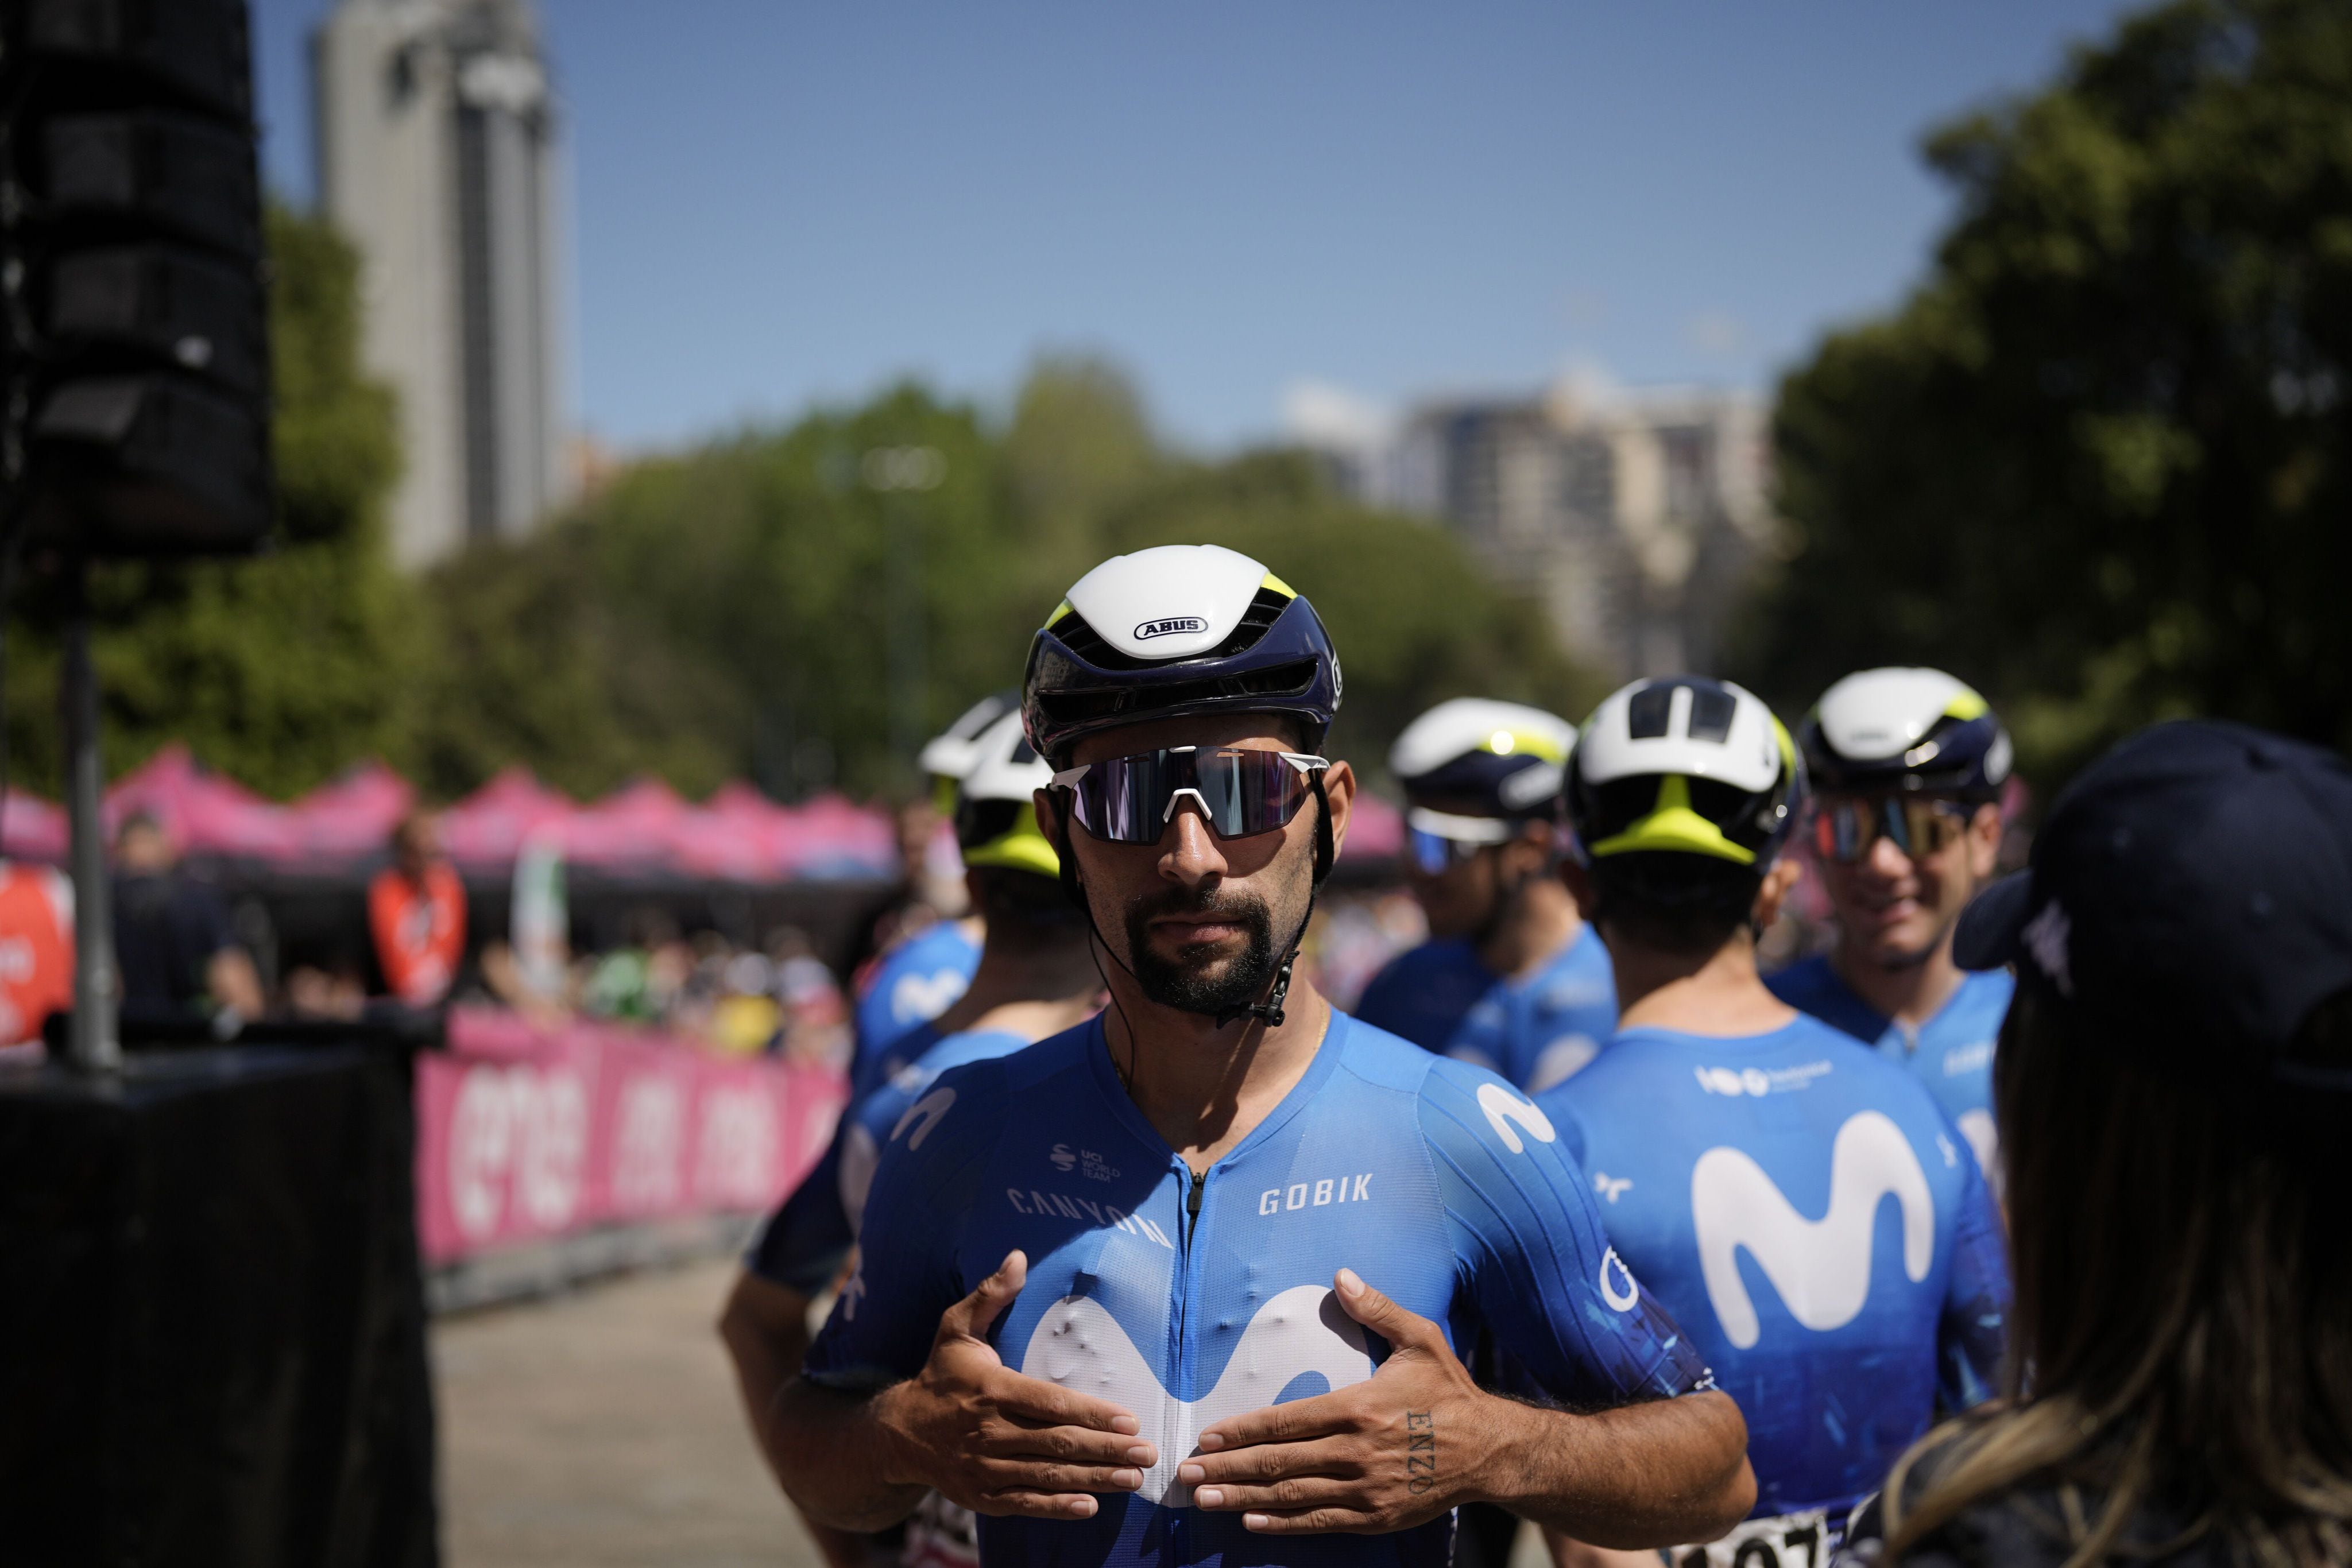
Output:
top-left (409, 358), bottom-right (1604, 800)
top-left (1740, 0), bottom-right (2352, 783)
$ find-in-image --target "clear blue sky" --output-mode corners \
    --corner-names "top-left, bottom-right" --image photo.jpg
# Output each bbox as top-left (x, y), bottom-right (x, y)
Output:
top-left (252, 1), bottom-right (2137, 452)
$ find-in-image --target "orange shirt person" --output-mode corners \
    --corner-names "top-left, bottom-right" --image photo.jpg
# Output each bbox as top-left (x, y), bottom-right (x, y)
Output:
top-left (0, 861), bottom-right (73, 1047)
top-left (369, 812), bottom-right (466, 1006)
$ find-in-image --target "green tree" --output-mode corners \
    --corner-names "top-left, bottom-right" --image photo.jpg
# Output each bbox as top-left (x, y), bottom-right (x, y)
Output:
top-left (412, 363), bottom-right (1603, 802)
top-left (1742, 0), bottom-right (2352, 783)
top-left (5, 204), bottom-right (416, 799)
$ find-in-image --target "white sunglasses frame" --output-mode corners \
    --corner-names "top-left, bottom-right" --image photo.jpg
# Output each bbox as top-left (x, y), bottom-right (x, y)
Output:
top-left (1050, 746), bottom-right (1330, 829)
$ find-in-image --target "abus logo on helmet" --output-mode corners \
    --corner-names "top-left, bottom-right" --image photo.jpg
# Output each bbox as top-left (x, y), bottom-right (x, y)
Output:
top-left (1134, 616), bottom-right (1208, 640)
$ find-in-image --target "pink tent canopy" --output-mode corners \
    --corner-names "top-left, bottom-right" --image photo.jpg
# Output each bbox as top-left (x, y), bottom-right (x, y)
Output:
top-left (0, 749), bottom-right (1415, 882)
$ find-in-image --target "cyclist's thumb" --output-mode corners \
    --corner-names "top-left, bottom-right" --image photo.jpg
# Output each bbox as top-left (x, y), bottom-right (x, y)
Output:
top-left (939, 1249), bottom-right (1027, 1342)
top-left (1333, 1266), bottom-right (1441, 1354)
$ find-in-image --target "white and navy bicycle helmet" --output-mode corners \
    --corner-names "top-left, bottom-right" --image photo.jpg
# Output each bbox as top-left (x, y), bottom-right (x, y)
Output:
top-left (1798, 667), bottom-right (2012, 802)
top-left (1390, 698), bottom-right (1575, 845)
top-left (1022, 544), bottom-right (1341, 770)
top-left (1568, 676), bottom-right (1804, 874)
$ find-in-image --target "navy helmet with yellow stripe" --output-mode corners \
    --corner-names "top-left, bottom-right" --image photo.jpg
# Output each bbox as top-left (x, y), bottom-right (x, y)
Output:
top-left (1566, 675), bottom-right (1804, 875)
top-left (1022, 544), bottom-right (1341, 769)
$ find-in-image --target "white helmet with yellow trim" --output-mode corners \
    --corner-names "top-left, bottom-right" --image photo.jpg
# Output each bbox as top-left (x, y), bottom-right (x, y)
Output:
top-left (1390, 698), bottom-right (1575, 847)
top-left (1568, 676), bottom-right (1804, 871)
top-left (1799, 667), bottom-right (2011, 802)
top-left (953, 711), bottom-right (1059, 880)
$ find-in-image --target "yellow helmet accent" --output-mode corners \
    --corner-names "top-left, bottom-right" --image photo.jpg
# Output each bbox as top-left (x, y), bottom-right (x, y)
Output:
top-left (1259, 571), bottom-right (1299, 600)
top-left (1587, 775), bottom-right (1759, 866)
top-left (1941, 688), bottom-right (1990, 722)
top-left (1484, 726), bottom-right (1569, 765)
top-left (1042, 598), bottom-right (1075, 630)
top-left (960, 802), bottom-right (1061, 879)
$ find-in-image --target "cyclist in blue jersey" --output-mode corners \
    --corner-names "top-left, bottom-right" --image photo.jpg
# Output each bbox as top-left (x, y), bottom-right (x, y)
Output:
top-left (766, 545), bottom-right (1754, 1568)
top-left (849, 694), bottom-right (1022, 1089)
top-left (1766, 669), bottom-right (2014, 1179)
top-left (1355, 699), bottom-right (1618, 1093)
top-left (1534, 676), bottom-right (2009, 1566)
top-left (724, 711), bottom-right (1105, 1568)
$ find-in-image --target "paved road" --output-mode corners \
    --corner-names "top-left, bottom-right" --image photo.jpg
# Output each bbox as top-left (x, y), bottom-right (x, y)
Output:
top-left (434, 1258), bottom-right (827, 1568)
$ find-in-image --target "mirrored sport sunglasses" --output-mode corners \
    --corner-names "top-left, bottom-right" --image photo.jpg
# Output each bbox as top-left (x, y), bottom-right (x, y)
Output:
top-left (1811, 795), bottom-right (1975, 865)
top-left (1050, 746), bottom-right (1329, 845)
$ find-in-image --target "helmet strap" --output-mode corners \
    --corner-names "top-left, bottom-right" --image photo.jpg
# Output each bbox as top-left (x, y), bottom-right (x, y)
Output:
top-left (1214, 773), bottom-right (1333, 1029)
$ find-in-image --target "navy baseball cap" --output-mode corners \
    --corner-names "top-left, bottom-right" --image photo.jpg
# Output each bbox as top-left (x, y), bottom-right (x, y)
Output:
top-left (1954, 719), bottom-right (2352, 1088)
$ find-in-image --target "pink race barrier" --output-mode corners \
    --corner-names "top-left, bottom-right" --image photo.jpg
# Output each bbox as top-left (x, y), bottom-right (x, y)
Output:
top-left (415, 1006), bottom-right (848, 1265)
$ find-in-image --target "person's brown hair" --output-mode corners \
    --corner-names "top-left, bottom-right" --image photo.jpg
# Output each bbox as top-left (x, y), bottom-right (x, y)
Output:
top-left (1885, 983), bottom-right (2352, 1565)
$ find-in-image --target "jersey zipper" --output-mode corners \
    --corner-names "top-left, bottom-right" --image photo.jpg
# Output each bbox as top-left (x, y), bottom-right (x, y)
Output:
top-left (1173, 1159), bottom-right (1210, 1564)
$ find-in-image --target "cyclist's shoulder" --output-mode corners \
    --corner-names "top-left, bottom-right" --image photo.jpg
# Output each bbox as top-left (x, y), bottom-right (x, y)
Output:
top-left (1363, 936), bottom-right (1483, 995)
top-left (874, 1025), bottom-right (1090, 1172)
top-left (1938, 966), bottom-right (2016, 1028)
top-left (1330, 1010), bottom-right (1448, 1091)
top-left (1763, 953), bottom-right (1860, 1016)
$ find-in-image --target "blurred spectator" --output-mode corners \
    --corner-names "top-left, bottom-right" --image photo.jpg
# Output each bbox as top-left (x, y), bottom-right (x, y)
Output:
top-left (368, 810), bottom-right (466, 1006)
top-left (283, 962), bottom-right (366, 1022)
top-left (1853, 722), bottom-right (2352, 1566)
top-left (769, 927), bottom-right (849, 1068)
top-left (0, 858), bottom-right (73, 1049)
top-left (113, 810), bottom-right (264, 1026)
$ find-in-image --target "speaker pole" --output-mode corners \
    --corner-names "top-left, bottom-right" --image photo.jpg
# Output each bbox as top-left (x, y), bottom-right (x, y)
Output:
top-left (61, 555), bottom-right (117, 1070)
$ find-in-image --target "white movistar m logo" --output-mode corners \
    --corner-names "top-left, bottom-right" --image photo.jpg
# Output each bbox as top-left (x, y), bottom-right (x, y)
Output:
top-left (1021, 1285), bottom-right (1373, 1504)
top-left (1691, 1110), bottom-right (1935, 1349)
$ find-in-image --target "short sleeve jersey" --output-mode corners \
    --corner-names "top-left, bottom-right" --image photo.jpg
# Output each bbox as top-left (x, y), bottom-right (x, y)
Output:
top-left (806, 1012), bottom-right (1713, 1568)
top-left (1766, 958), bottom-right (2012, 1178)
top-left (852, 920), bottom-right (982, 1098)
top-left (1355, 928), bottom-right (1619, 1092)
top-left (1538, 1016), bottom-right (2010, 1520)
top-left (748, 1025), bottom-right (1035, 1295)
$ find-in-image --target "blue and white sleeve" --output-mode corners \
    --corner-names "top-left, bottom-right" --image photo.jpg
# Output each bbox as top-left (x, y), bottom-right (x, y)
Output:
top-left (744, 1125), bottom-right (856, 1296)
top-left (801, 1063), bottom-right (999, 1394)
top-left (1416, 1062), bottom-right (1712, 1408)
top-left (1937, 1132), bottom-right (2011, 1412)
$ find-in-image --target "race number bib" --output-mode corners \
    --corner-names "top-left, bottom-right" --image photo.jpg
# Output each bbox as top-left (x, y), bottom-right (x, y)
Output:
top-left (1673, 1506), bottom-right (1843, 1568)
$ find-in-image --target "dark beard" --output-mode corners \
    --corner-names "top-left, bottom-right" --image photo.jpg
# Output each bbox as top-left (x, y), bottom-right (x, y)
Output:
top-left (1124, 884), bottom-right (1282, 1017)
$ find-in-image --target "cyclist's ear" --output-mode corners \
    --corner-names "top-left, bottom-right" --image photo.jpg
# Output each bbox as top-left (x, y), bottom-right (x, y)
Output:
top-left (1559, 857), bottom-right (1601, 924)
top-left (1753, 858), bottom-right (1803, 930)
top-left (1038, 787), bottom-right (1093, 917)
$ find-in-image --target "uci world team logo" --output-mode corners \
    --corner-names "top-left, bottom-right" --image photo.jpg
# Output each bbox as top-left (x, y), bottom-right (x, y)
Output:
top-left (1134, 615), bottom-right (1208, 640)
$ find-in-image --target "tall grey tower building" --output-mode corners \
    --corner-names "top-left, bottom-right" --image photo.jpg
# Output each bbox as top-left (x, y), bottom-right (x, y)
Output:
top-left (313, 0), bottom-right (568, 568)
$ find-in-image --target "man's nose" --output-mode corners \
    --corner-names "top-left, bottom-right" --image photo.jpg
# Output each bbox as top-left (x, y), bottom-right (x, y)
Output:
top-left (1158, 801), bottom-right (1229, 885)
top-left (1862, 827), bottom-right (1916, 878)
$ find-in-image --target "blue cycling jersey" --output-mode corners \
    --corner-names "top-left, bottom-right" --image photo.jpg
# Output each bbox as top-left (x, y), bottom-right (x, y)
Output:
top-left (749, 1027), bottom-right (1035, 1295)
top-left (1354, 927), bottom-right (1618, 1092)
top-left (1766, 958), bottom-right (2011, 1177)
top-left (805, 1011), bottom-right (1713, 1568)
top-left (1537, 1015), bottom-right (2010, 1520)
top-left (853, 920), bottom-right (982, 1097)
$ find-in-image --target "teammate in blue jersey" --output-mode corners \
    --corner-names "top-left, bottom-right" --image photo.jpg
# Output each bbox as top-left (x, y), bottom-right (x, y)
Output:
top-left (1766, 668), bottom-right (2017, 1179)
top-left (724, 712), bottom-right (1104, 1568)
top-left (1537, 676), bottom-right (2009, 1563)
top-left (1356, 699), bottom-right (1617, 1092)
top-left (854, 916), bottom-right (983, 1093)
top-left (849, 695), bottom-right (1031, 1092)
top-left (765, 545), bottom-right (1754, 1568)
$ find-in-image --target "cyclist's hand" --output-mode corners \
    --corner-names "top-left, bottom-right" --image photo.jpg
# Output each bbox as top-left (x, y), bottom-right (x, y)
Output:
top-left (873, 1250), bottom-right (1156, 1520)
top-left (1180, 1267), bottom-right (1488, 1535)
